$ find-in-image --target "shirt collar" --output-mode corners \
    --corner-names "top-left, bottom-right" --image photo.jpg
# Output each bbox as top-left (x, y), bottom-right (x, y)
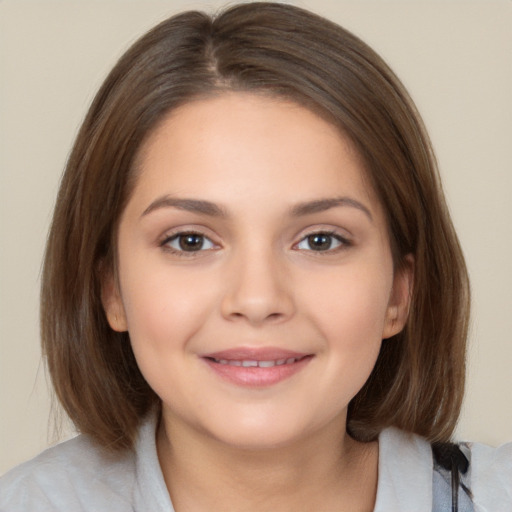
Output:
top-left (374, 427), bottom-right (433, 511)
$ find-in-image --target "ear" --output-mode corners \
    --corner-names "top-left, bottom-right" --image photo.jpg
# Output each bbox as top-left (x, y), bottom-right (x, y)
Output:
top-left (382, 254), bottom-right (414, 339)
top-left (101, 270), bottom-right (128, 332)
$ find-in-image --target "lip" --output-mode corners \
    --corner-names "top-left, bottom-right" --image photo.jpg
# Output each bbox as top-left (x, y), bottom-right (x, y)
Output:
top-left (201, 347), bottom-right (314, 387)
top-left (203, 347), bottom-right (308, 361)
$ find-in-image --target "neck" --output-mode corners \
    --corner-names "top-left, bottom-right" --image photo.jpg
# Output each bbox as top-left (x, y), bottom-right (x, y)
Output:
top-left (156, 411), bottom-right (379, 512)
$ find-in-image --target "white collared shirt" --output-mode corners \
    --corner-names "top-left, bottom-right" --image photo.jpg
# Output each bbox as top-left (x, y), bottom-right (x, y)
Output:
top-left (1, 415), bottom-right (511, 511)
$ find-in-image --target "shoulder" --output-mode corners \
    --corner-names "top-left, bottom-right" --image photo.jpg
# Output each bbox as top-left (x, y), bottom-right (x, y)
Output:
top-left (375, 427), bottom-right (434, 510)
top-left (375, 427), bottom-right (512, 511)
top-left (468, 439), bottom-right (512, 510)
top-left (0, 433), bottom-right (136, 512)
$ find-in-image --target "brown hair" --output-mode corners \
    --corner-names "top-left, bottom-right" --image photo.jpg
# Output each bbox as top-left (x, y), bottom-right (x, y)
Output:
top-left (41, 2), bottom-right (469, 450)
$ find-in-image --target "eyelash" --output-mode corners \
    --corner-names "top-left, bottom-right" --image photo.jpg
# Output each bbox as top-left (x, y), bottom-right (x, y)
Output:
top-left (159, 229), bottom-right (351, 257)
top-left (159, 231), bottom-right (217, 257)
top-left (294, 230), bottom-right (351, 255)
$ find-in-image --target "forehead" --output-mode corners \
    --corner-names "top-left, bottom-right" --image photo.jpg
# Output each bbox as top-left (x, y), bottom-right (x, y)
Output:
top-left (129, 92), bottom-right (382, 219)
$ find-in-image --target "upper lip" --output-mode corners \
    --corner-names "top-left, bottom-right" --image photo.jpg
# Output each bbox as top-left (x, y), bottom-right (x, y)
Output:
top-left (202, 347), bottom-right (310, 361)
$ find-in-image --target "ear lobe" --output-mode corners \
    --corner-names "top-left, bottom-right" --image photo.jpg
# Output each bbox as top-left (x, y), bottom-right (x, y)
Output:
top-left (382, 254), bottom-right (414, 339)
top-left (101, 272), bottom-right (128, 332)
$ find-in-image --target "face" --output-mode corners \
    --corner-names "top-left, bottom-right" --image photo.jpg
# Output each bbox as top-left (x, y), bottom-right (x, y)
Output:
top-left (103, 93), bottom-right (412, 450)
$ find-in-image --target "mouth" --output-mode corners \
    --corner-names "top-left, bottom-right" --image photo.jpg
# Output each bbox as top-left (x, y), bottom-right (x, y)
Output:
top-left (206, 356), bottom-right (305, 368)
top-left (201, 349), bottom-right (314, 387)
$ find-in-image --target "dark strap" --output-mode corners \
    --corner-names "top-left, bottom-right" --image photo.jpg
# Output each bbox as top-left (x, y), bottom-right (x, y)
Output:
top-left (432, 442), bottom-right (473, 512)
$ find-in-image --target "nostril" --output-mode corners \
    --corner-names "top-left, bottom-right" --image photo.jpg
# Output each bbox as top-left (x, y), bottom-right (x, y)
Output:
top-left (226, 310), bottom-right (286, 325)
top-left (221, 284), bottom-right (295, 325)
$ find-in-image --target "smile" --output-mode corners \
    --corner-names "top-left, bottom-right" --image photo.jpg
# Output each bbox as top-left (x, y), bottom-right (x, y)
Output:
top-left (209, 357), bottom-right (303, 367)
top-left (202, 350), bottom-right (313, 387)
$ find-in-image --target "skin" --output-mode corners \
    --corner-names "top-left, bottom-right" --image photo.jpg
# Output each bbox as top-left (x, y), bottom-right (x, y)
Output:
top-left (103, 92), bottom-right (413, 511)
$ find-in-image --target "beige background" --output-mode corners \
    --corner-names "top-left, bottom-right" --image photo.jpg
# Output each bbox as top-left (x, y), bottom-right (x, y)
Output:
top-left (1, 0), bottom-right (511, 475)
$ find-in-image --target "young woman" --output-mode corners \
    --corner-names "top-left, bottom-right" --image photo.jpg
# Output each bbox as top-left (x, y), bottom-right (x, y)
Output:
top-left (1, 3), bottom-right (510, 511)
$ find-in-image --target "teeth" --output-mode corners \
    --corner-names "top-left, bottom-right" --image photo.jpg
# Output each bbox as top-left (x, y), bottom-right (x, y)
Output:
top-left (213, 357), bottom-right (300, 367)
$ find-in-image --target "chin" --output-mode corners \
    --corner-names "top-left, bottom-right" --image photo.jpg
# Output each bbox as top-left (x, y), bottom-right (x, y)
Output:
top-left (200, 410), bottom-right (327, 452)
top-left (213, 428), bottom-right (306, 452)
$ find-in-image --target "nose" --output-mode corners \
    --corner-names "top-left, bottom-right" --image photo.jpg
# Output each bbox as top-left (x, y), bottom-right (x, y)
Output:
top-left (220, 246), bottom-right (295, 326)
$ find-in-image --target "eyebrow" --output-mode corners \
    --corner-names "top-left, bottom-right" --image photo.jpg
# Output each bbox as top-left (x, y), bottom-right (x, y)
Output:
top-left (290, 197), bottom-right (373, 221)
top-left (141, 195), bottom-right (372, 221)
top-left (141, 197), bottom-right (228, 218)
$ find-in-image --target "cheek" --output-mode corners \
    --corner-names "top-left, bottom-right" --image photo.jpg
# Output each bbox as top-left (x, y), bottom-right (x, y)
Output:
top-left (309, 265), bottom-right (392, 339)
top-left (310, 272), bottom-right (390, 405)
top-left (118, 263), bottom-right (222, 404)
top-left (119, 260), bottom-right (218, 357)
top-left (303, 263), bottom-right (393, 393)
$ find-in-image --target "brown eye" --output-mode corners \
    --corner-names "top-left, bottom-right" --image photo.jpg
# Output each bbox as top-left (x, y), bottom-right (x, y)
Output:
top-left (296, 232), bottom-right (346, 252)
top-left (308, 234), bottom-right (333, 251)
top-left (164, 232), bottom-right (215, 252)
top-left (179, 234), bottom-right (204, 251)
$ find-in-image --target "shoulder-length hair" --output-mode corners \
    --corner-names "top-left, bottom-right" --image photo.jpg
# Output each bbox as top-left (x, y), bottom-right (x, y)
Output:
top-left (41, 2), bottom-right (469, 450)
